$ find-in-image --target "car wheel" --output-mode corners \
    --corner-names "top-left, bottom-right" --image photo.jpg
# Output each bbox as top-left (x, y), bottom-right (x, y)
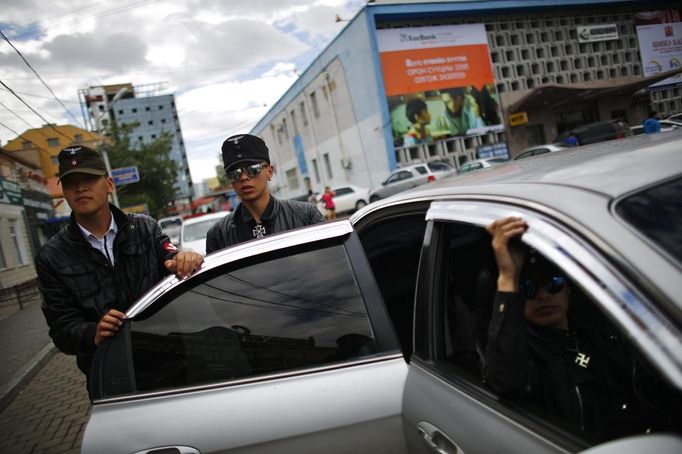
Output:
top-left (369, 195), bottom-right (380, 203)
top-left (355, 200), bottom-right (367, 210)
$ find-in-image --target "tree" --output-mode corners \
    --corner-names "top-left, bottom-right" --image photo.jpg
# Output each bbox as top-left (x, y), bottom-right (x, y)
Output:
top-left (101, 122), bottom-right (179, 219)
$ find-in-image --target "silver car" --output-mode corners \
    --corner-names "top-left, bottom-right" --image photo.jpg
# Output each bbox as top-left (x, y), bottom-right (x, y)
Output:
top-left (369, 161), bottom-right (455, 202)
top-left (84, 133), bottom-right (682, 453)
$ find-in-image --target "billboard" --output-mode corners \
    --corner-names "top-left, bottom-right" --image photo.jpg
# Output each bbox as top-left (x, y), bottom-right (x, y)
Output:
top-left (634, 10), bottom-right (682, 89)
top-left (377, 24), bottom-right (503, 149)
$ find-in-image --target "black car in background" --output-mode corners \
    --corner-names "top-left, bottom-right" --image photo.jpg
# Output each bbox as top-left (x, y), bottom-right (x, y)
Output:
top-left (555, 120), bottom-right (631, 146)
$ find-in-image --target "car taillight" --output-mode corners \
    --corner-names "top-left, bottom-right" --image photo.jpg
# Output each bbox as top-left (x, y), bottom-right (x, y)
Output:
top-left (428, 175), bottom-right (436, 182)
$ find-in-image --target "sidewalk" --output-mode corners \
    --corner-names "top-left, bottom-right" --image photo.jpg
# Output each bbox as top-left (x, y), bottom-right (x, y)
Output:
top-left (0, 295), bottom-right (91, 453)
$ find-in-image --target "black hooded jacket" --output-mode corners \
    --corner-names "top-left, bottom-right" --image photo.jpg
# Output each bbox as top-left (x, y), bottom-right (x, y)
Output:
top-left (36, 204), bottom-right (177, 375)
top-left (205, 196), bottom-right (325, 254)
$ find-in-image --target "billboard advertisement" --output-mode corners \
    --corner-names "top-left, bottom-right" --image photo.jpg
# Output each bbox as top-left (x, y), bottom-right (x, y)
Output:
top-left (634, 10), bottom-right (682, 89)
top-left (377, 24), bottom-right (503, 149)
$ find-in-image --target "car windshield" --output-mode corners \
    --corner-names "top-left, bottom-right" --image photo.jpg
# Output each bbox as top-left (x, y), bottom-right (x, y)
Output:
top-left (160, 219), bottom-right (181, 229)
top-left (183, 218), bottom-right (221, 242)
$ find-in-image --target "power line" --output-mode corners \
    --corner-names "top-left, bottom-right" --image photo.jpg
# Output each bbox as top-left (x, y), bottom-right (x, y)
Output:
top-left (0, 121), bottom-right (54, 159)
top-left (0, 100), bottom-right (53, 136)
top-left (0, 86), bottom-right (79, 104)
top-left (0, 79), bottom-right (75, 142)
top-left (0, 27), bottom-right (83, 127)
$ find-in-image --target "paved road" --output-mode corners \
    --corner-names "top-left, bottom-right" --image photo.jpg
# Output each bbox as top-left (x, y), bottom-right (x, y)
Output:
top-left (0, 297), bottom-right (91, 453)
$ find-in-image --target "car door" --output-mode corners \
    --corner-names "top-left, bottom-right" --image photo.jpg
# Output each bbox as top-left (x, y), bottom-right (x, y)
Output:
top-left (402, 201), bottom-right (682, 454)
top-left (85, 221), bottom-right (408, 454)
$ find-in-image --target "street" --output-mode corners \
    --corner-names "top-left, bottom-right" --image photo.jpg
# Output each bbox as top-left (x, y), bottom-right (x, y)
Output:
top-left (0, 298), bottom-right (90, 453)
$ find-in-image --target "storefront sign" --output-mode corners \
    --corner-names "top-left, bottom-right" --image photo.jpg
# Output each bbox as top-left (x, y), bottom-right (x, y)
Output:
top-left (635, 10), bottom-right (682, 89)
top-left (0, 178), bottom-right (23, 205)
top-left (577, 25), bottom-right (619, 43)
top-left (508, 111), bottom-right (529, 126)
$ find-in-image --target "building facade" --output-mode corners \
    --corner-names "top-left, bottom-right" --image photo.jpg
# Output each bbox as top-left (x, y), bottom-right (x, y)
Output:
top-left (80, 83), bottom-right (193, 204)
top-left (251, 0), bottom-right (682, 199)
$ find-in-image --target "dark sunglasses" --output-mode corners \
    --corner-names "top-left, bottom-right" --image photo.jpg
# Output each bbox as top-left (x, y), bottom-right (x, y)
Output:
top-left (226, 163), bottom-right (269, 183)
top-left (520, 276), bottom-right (566, 299)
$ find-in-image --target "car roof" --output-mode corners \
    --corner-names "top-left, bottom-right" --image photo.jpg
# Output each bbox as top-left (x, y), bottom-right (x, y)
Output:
top-left (361, 132), bottom-right (681, 204)
top-left (182, 211), bottom-right (229, 226)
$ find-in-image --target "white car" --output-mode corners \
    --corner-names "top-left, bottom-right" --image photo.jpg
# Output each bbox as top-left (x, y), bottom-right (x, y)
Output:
top-left (157, 215), bottom-right (183, 244)
top-left (630, 119), bottom-right (682, 135)
top-left (457, 157), bottom-right (508, 174)
top-left (180, 211), bottom-right (229, 256)
top-left (369, 161), bottom-right (456, 202)
top-left (513, 144), bottom-right (567, 160)
top-left (318, 185), bottom-right (370, 216)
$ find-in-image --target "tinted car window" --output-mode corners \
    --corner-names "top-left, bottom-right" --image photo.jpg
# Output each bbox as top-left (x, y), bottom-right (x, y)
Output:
top-left (129, 244), bottom-right (378, 392)
top-left (334, 187), bottom-right (353, 196)
top-left (615, 176), bottom-right (682, 265)
top-left (414, 166), bottom-right (428, 175)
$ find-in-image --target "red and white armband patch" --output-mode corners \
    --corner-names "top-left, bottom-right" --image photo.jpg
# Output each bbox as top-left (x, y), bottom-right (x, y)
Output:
top-left (163, 240), bottom-right (178, 252)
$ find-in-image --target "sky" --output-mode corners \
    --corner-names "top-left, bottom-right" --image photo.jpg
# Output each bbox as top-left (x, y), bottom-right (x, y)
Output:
top-left (0, 0), bottom-right (366, 183)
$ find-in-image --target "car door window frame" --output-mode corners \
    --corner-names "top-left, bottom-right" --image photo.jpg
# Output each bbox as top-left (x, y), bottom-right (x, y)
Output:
top-left (409, 200), bottom-right (682, 449)
top-left (90, 221), bottom-right (402, 403)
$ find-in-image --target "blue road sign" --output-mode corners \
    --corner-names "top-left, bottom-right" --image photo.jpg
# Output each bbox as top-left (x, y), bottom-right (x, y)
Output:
top-left (112, 166), bottom-right (140, 186)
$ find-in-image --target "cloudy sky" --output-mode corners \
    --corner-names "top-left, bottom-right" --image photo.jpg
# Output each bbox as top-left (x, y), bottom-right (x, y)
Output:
top-left (0, 0), bottom-right (365, 182)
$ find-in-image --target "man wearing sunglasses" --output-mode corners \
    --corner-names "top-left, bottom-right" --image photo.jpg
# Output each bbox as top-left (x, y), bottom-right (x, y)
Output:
top-left (206, 134), bottom-right (325, 254)
top-left (483, 216), bottom-right (669, 442)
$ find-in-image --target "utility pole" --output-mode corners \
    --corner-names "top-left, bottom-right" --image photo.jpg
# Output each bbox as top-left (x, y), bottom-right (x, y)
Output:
top-left (94, 87), bottom-right (129, 207)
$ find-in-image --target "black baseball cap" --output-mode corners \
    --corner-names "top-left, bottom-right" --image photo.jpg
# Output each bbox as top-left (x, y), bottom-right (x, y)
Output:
top-left (57, 145), bottom-right (108, 182)
top-left (221, 134), bottom-right (269, 170)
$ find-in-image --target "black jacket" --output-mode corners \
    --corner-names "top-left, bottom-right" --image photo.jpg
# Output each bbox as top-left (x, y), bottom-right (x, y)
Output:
top-left (484, 292), bottom-right (669, 442)
top-left (36, 204), bottom-right (177, 375)
top-left (205, 196), bottom-right (325, 254)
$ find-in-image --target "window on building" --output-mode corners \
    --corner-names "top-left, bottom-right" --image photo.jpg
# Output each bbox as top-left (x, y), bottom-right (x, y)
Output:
top-left (148, 120), bottom-right (154, 126)
top-left (282, 118), bottom-right (289, 139)
top-left (312, 158), bottom-right (320, 183)
top-left (145, 106), bottom-right (150, 111)
top-left (9, 221), bottom-right (27, 265)
top-left (98, 105), bottom-right (105, 112)
top-left (151, 134), bottom-right (157, 139)
top-left (286, 168), bottom-right (300, 190)
top-left (300, 102), bottom-right (308, 126)
top-left (161, 118), bottom-right (167, 124)
top-left (310, 92), bottom-right (320, 118)
top-left (290, 110), bottom-right (298, 134)
top-left (74, 134), bottom-right (83, 142)
top-left (47, 138), bottom-right (59, 147)
top-left (21, 141), bottom-right (32, 150)
top-left (323, 153), bottom-right (333, 179)
top-left (132, 108), bottom-right (138, 113)
top-left (159, 105), bottom-right (164, 110)
top-left (118, 110), bottom-right (124, 115)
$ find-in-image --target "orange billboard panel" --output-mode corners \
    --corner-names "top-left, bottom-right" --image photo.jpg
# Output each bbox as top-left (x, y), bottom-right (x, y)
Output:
top-left (380, 44), bottom-right (494, 96)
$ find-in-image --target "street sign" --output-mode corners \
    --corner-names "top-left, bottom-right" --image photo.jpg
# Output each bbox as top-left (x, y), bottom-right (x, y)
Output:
top-left (112, 166), bottom-right (140, 186)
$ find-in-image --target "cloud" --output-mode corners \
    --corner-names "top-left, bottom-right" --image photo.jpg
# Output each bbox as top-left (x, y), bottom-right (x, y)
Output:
top-left (43, 33), bottom-right (148, 72)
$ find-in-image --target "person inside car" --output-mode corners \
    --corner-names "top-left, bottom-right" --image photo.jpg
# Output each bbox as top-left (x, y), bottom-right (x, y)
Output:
top-left (483, 216), bottom-right (674, 442)
top-left (36, 145), bottom-right (204, 387)
top-left (205, 134), bottom-right (324, 254)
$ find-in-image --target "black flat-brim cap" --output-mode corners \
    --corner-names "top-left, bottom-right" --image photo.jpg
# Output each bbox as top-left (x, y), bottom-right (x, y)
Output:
top-left (57, 145), bottom-right (108, 182)
top-left (221, 134), bottom-right (269, 170)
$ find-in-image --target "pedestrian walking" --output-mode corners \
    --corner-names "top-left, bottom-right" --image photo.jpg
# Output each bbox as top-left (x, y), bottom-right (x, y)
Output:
top-left (321, 186), bottom-right (336, 220)
top-left (36, 145), bottom-right (203, 387)
top-left (205, 134), bottom-right (325, 254)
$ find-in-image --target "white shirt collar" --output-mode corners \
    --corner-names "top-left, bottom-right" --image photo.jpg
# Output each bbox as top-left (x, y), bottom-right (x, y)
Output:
top-left (77, 212), bottom-right (117, 240)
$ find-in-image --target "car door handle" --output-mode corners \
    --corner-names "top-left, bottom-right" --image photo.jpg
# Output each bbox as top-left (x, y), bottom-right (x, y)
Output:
top-left (132, 446), bottom-right (200, 454)
top-left (416, 421), bottom-right (463, 454)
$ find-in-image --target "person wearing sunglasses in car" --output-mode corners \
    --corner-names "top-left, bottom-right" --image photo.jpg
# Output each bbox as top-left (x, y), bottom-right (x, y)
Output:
top-left (483, 217), bottom-right (672, 443)
top-left (206, 134), bottom-right (325, 254)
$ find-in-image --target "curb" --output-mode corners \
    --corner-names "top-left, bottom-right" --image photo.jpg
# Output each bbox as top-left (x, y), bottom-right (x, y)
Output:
top-left (0, 343), bottom-right (57, 412)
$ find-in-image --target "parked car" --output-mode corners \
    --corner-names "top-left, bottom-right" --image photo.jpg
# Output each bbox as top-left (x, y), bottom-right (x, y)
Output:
top-left (84, 133), bottom-right (682, 454)
top-left (179, 211), bottom-right (229, 256)
top-left (667, 112), bottom-right (682, 122)
top-left (555, 120), bottom-right (631, 145)
top-left (513, 143), bottom-right (567, 160)
top-left (369, 161), bottom-right (455, 202)
top-left (157, 215), bottom-right (183, 244)
top-left (317, 184), bottom-right (370, 215)
top-left (457, 157), bottom-right (508, 174)
top-left (630, 119), bottom-right (682, 135)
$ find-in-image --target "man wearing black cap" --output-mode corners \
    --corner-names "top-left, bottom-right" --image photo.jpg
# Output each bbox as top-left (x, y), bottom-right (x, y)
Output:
top-left (35, 145), bottom-right (204, 382)
top-left (206, 134), bottom-right (324, 254)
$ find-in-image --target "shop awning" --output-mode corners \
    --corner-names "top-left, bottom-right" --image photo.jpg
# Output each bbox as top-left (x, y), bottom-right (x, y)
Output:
top-left (509, 67), bottom-right (682, 113)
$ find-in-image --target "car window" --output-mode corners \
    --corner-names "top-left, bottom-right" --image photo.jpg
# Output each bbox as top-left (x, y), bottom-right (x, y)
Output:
top-left (397, 170), bottom-right (413, 181)
top-left (182, 217), bottom-right (221, 242)
top-left (419, 219), bottom-right (682, 447)
top-left (123, 243), bottom-right (379, 394)
top-left (427, 162), bottom-right (452, 172)
top-left (414, 166), bottom-right (428, 175)
top-left (160, 218), bottom-right (182, 229)
top-left (385, 172), bottom-right (402, 184)
top-left (334, 187), bottom-right (353, 196)
top-left (615, 176), bottom-right (682, 265)
top-left (515, 151), bottom-right (533, 160)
